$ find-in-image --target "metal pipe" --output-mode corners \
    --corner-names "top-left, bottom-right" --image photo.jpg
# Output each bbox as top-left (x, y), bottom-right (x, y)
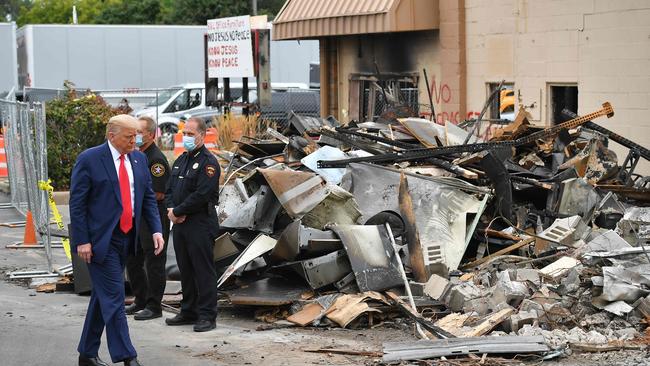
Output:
top-left (422, 68), bottom-right (435, 121)
top-left (385, 223), bottom-right (429, 340)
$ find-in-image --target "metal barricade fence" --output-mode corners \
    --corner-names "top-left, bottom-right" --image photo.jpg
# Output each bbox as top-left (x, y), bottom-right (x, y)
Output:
top-left (0, 100), bottom-right (29, 216)
top-left (0, 99), bottom-right (53, 273)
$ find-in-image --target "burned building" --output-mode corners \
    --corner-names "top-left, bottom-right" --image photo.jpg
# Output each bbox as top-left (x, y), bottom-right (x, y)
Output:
top-left (273, 0), bottom-right (650, 174)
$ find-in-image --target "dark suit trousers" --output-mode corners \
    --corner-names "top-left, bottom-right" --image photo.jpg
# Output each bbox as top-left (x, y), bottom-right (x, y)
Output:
top-left (78, 227), bottom-right (137, 363)
top-left (126, 203), bottom-right (170, 312)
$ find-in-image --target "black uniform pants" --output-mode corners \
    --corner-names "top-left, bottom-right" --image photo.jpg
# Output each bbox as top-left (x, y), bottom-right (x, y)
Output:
top-left (173, 215), bottom-right (217, 321)
top-left (126, 204), bottom-right (170, 313)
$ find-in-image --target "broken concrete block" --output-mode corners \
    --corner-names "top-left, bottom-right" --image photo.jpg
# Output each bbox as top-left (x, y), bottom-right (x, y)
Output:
top-left (558, 267), bottom-right (581, 295)
top-left (520, 299), bottom-right (544, 314)
top-left (462, 297), bottom-right (490, 316)
top-left (540, 256), bottom-right (581, 281)
top-left (585, 330), bottom-right (608, 344)
top-left (537, 216), bottom-right (590, 248)
top-left (508, 310), bottom-right (539, 333)
top-left (614, 328), bottom-right (638, 341)
top-left (446, 282), bottom-right (483, 312)
top-left (423, 274), bottom-right (449, 301)
top-left (490, 280), bottom-right (529, 308)
top-left (408, 281), bottom-right (425, 297)
top-left (516, 269), bottom-right (541, 286)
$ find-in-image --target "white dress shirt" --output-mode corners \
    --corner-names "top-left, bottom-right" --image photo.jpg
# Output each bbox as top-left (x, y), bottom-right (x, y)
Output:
top-left (107, 141), bottom-right (135, 216)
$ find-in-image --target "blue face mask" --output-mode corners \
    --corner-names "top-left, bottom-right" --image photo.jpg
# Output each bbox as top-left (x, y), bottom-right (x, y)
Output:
top-left (182, 135), bottom-right (196, 151)
top-left (135, 134), bottom-right (144, 147)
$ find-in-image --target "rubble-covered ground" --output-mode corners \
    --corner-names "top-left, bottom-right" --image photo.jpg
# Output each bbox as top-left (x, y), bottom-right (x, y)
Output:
top-left (204, 102), bottom-right (650, 364)
top-left (4, 98), bottom-right (650, 364)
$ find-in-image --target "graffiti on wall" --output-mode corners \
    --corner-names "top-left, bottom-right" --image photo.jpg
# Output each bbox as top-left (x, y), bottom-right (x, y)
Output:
top-left (421, 76), bottom-right (480, 124)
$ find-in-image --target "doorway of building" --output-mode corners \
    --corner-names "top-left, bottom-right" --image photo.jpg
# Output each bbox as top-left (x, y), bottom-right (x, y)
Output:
top-left (548, 84), bottom-right (578, 125)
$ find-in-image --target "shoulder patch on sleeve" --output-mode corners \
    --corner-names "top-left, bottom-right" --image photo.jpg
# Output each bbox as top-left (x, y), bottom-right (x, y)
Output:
top-left (205, 165), bottom-right (217, 178)
top-left (151, 163), bottom-right (166, 177)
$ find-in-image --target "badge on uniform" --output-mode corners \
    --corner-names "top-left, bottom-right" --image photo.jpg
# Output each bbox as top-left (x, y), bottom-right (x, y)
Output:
top-left (192, 163), bottom-right (199, 170)
top-left (206, 165), bottom-right (216, 177)
top-left (151, 163), bottom-right (165, 177)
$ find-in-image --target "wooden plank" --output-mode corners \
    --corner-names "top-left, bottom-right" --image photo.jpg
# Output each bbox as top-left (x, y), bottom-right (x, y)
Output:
top-left (434, 313), bottom-right (471, 337)
top-left (287, 303), bottom-right (324, 326)
top-left (386, 291), bottom-right (455, 339)
top-left (463, 308), bottom-right (514, 337)
top-left (461, 237), bottom-right (535, 270)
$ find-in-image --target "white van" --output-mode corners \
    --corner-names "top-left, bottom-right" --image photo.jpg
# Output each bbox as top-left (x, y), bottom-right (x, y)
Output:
top-left (133, 83), bottom-right (205, 122)
top-left (133, 82), bottom-right (309, 147)
top-left (133, 81), bottom-right (308, 122)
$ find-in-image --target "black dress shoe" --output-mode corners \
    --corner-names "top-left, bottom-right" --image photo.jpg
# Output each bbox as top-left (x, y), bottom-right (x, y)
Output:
top-left (193, 319), bottom-right (216, 332)
top-left (165, 313), bottom-right (196, 326)
top-left (123, 357), bottom-right (143, 366)
top-left (125, 303), bottom-right (145, 315)
top-left (134, 308), bottom-right (162, 321)
top-left (78, 354), bottom-right (109, 366)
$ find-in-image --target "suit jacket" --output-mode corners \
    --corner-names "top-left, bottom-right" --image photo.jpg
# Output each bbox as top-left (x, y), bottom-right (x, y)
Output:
top-left (69, 142), bottom-right (162, 264)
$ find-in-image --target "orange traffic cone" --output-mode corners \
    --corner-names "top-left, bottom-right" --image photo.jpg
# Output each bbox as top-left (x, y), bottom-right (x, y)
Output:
top-left (173, 132), bottom-right (184, 157)
top-left (22, 210), bottom-right (37, 246)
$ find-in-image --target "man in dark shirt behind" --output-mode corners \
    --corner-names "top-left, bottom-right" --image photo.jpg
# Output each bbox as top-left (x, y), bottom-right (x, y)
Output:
top-left (164, 117), bottom-right (220, 332)
top-left (125, 116), bottom-right (171, 320)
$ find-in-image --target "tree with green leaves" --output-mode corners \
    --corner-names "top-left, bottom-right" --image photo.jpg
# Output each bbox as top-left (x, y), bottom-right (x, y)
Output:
top-left (1, 0), bottom-right (31, 22)
top-left (14, 0), bottom-right (286, 27)
top-left (95, 0), bottom-right (165, 25)
top-left (167, 0), bottom-right (250, 25)
top-left (17, 0), bottom-right (107, 26)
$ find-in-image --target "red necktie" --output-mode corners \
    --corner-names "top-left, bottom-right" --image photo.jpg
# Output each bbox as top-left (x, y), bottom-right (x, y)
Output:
top-left (119, 155), bottom-right (133, 233)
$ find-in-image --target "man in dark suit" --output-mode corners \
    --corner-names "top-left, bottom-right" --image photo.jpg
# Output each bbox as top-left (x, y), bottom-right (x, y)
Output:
top-left (70, 114), bottom-right (164, 366)
top-left (125, 116), bottom-right (171, 320)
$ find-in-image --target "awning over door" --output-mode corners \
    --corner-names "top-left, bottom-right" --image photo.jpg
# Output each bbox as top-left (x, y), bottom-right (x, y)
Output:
top-left (273, 0), bottom-right (439, 40)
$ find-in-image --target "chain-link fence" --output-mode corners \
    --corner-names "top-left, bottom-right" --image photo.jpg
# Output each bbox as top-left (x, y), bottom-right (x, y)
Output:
top-left (0, 99), bottom-right (52, 272)
top-left (363, 87), bottom-right (420, 121)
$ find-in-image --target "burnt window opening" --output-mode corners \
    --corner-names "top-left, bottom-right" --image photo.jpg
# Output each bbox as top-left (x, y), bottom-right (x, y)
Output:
top-left (549, 84), bottom-right (578, 124)
top-left (487, 83), bottom-right (515, 121)
top-left (353, 76), bottom-right (419, 122)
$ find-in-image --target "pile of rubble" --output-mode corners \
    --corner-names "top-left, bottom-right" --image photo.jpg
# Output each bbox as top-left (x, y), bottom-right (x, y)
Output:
top-left (209, 102), bottom-right (650, 362)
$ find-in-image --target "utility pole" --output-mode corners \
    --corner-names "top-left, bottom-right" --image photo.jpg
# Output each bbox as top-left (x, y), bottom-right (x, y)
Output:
top-left (251, 0), bottom-right (258, 15)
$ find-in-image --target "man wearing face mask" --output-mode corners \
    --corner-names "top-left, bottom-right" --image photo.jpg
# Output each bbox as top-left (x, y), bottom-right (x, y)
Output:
top-left (165, 117), bottom-right (220, 332)
top-left (125, 117), bottom-right (171, 320)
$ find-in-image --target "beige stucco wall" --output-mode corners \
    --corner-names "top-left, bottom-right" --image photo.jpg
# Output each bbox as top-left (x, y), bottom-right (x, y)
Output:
top-left (335, 31), bottom-right (441, 122)
top-left (464, 0), bottom-right (650, 173)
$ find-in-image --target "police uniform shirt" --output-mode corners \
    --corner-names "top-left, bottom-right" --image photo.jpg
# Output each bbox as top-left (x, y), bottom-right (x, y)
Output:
top-left (142, 142), bottom-right (170, 198)
top-left (166, 145), bottom-right (220, 218)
